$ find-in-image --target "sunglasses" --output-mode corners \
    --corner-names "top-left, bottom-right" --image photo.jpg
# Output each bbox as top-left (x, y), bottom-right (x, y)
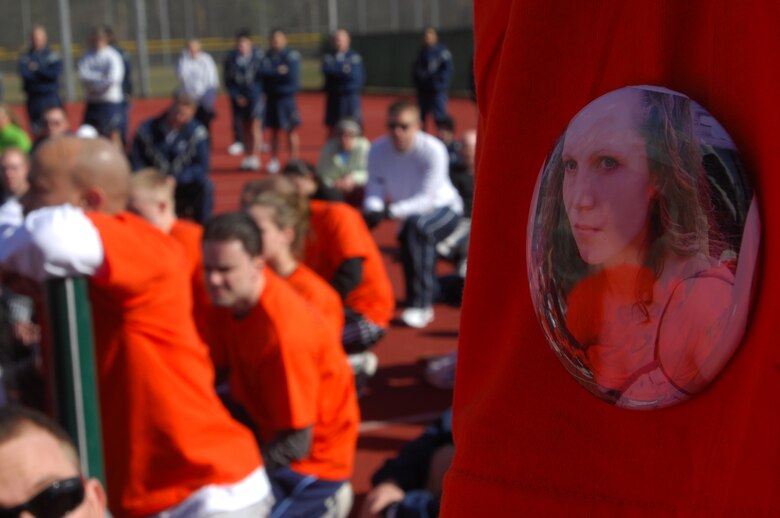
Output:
top-left (387, 122), bottom-right (412, 131)
top-left (0, 477), bottom-right (85, 518)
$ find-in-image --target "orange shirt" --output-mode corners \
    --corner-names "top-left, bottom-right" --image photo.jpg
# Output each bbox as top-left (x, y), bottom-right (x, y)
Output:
top-left (86, 212), bottom-right (261, 517)
top-left (210, 269), bottom-right (359, 481)
top-left (169, 218), bottom-right (212, 340)
top-left (304, 200), bottom-right (395, 327)
top-left (287, 262), bottom-right (345, 340)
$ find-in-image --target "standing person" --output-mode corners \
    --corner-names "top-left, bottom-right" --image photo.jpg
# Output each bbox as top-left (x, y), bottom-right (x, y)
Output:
top-left (105, 26), bottom-right (132, 147)
top-left (177, 39), bottom-right (220, 135)
top-left (364, 99), bottom-right (462, 329)
top-left (202, 212), bottom-right (359, 517)
top-left (412, 27), bottom-right (453, 132)
top-left (0, 137), bottom-right (273, 517)
top-left (223, 29), bottom-right (264, 170)
top-left (0, 405), bottom-right (108, 517)
top-left (77, 25), bottom-right (125, 146)
top-left (130, 92), bottom-right (213, 223)
top-left (261, 28), bottom-right (301, 174)
top-left (322, 29), bottom-right (364, 136)
top-left (18, 25), bottom-right (62, 137)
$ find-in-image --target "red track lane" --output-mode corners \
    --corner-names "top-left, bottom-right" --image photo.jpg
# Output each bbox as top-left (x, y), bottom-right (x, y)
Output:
top-left (19, 92), bottom-right (478, 515)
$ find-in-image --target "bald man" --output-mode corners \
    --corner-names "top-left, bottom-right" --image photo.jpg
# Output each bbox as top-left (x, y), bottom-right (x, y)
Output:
top-left (0, 137), bottom-right (272, 517)
top-left (0, 405), bottom-right (106, 517)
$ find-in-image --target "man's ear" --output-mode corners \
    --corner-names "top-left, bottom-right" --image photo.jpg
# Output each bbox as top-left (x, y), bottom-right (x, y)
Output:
top-left (158, 198), bottom-right (171, 216)
top-left (82, 187), bottom-right (106, 212)
top-left (252, 255), bottom-right (265, 274)
top-left (282, 227), bottom-right (295, 247)
top-left (83, 477), bottom-right (108, 515)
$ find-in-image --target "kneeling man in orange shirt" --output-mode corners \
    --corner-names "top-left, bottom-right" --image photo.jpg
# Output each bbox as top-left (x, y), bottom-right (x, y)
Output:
top-left (202, 212), bottom-right (360, 517)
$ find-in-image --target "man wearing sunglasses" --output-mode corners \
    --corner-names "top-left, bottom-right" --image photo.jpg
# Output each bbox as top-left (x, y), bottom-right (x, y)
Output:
top-left (0, 405), bottom-right (106, 518)
top-left (363, 99), bottom-right (463, 329)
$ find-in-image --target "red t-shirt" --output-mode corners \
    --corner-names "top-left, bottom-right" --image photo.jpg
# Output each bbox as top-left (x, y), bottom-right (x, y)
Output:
top-left (287, 262), bottom-right (345, 340)
top-left (210, 269), bottom-right (359, 481)
top-left (86, 212), bottom-right (261, 516)
top-left (443, 2), bottom-right (779, 515)
top-left (304, 200), bottom-right (395, 327)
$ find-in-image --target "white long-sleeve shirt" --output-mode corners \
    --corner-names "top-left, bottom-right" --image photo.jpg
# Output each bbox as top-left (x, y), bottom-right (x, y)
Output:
top-left (364, 131), bottom-right (462, 220)
top-left (78, 46), bottom-right (125, 103)
top-left (176, 50), bottom-right (220, 105)
top-left (0, 197), bottom-right (22, 238)
top-left (0, 204), bottom-right (103, 282)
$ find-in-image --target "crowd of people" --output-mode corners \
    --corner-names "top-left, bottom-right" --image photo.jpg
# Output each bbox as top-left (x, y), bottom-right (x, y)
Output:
top-left (0, 22), bottom-right (473, 518)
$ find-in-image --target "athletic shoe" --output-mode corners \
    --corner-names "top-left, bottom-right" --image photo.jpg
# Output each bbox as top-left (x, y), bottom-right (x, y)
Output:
top-left (347, 351), bottom-right (378, 377)
top-left (362, 351), bottom-right (378, 377)
top-left (240, 155), bottom-right (261, 171)
top-left (401, 307), bottom-right (434, 328)
top-left (228, 142), bottom-right (244, 155)
top-left (348, 351), bottom-right (379, 397)
top-left (436, 241), bottom-right (454, 260)
top-left (266, 158), bottom-right (281, 174)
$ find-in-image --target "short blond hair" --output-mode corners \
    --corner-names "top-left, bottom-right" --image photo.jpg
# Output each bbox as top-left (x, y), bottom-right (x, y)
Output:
top-left (130, 168), bottom-right (175, 201)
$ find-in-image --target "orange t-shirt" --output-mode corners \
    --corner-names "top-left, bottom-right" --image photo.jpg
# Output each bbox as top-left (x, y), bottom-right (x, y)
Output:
top-left (210, 269), bottom-right (359, 481)
top-left (304, 200), bottom-right (395, 327)
top-left (287, 262), bottom-right (345, 340)
top-left (168, 218), bottom-right (212, 340)
top-left (86, 212), bottom-right (261, 517)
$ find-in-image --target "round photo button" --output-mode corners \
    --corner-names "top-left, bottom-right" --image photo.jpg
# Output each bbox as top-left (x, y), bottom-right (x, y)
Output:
top-left (526, 85), bottom-right (760, 410)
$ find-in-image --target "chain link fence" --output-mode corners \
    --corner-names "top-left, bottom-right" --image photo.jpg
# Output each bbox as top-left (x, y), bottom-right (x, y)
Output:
top-left (0, 0), bottom-right (473, 101)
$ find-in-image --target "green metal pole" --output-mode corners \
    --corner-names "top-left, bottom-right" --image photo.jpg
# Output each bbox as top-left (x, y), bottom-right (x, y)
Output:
top-left (45, 277), bottom-right (106, 487)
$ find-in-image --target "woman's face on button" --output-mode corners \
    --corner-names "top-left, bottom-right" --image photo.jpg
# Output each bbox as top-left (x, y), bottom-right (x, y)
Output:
top-left (561, 89), bottom-right (657, 268)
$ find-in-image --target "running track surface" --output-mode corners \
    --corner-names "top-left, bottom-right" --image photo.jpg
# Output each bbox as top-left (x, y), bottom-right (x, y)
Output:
top-left (18, 92), bottom-right (478, 515)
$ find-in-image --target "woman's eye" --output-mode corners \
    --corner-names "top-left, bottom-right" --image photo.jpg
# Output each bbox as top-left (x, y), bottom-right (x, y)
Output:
top-left (563, 159), bottom-right (577, 172)
top-left (600, 157), bottom-right (618, 169)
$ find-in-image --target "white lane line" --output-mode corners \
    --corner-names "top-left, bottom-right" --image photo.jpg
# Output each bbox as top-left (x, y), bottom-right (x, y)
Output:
top-left (359, 411), bottom-right (442, 433)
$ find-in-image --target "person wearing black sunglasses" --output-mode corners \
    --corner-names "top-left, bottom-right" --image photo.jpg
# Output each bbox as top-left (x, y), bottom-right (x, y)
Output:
top-left (364, 99), bottom-right (463, 329)
top-left (0, 405), bottom-right (106, 518)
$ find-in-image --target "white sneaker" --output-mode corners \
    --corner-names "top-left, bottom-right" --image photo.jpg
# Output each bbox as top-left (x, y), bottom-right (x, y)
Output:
top-left (401, 307), bottom-right (434, 328)
top-left (266, 158), bottom-right (281, 174)
top-left (347, 351), bottom-right (378, 377)
top-left (240, 155), bottom-right (261, 171)
top-left (362, 351), bottom-right (378, 377)
top-left (228, 142), bottom-right (244, 156)
top-left (436, 241), bottom-right (454, 259)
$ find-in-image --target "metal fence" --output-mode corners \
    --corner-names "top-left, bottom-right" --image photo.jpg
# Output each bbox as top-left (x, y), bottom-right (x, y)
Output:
top-left (0, 0), bottom-right (473, 100)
